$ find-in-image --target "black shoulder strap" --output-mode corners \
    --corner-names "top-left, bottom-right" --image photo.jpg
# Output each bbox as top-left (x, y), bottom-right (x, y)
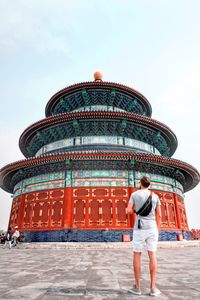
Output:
top-left (136, 191), bottom-right (152, 216)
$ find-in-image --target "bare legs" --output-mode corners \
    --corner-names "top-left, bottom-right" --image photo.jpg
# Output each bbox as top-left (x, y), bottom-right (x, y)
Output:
top-left (133, 252), bottom-right (141, 288)
top-left (133, 251), bottom-right (157, 289)
top-left (148, 250), bottom-right (157, 288)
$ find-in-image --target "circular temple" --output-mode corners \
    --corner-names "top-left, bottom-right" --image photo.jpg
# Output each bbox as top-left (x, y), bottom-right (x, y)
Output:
top-left (0, 75), bottom-right (199, 243)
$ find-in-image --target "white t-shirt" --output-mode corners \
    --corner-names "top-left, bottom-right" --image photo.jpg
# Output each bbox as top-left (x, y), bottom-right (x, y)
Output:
top-left (129, 189), bottom-right (161, 230)
top-left (13, 230), bottom-right (20, 238)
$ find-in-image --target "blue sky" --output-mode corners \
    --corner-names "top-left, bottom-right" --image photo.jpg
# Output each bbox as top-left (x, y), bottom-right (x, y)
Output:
top-left (0, 0), bottom-right (200, 229)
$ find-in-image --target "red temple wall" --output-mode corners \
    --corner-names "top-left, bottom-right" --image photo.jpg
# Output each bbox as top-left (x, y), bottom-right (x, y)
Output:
top-left (8, 187), bottom-right (189, 231)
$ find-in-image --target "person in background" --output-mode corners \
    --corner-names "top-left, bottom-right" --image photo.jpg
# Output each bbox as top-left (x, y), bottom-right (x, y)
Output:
top-left (127, 176), bottom-right (162, 297)
top-left (0, 233), bottom-right (6, 244)
top-left (4, 227), bottom-right (13, 249)
top-left (11, 226), bottom-right (20, 247)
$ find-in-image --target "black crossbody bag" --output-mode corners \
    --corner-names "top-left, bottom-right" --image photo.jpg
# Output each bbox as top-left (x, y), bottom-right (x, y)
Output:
top-left (136, 191), bottom-right (153, 229)
top-left (136, 191), bottom-right (153, 216)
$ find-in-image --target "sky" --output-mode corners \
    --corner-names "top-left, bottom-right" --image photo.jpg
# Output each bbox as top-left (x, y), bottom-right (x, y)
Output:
top-left (0, 0), bottom-right (200, 230)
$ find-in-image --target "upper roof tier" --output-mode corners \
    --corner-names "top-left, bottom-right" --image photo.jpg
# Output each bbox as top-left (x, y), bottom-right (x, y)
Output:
top-left (45, 81), bottom-right (152, 117)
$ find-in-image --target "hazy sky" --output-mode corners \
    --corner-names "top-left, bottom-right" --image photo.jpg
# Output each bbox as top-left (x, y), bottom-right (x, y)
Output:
top-left (0, 0), bottom-right (200, 229)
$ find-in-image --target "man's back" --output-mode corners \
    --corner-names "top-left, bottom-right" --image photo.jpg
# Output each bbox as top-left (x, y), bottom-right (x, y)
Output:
top-left (129, 189), bottom-right (160, 230)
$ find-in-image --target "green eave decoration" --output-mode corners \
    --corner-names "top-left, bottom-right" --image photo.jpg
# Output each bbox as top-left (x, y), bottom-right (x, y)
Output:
top-left (50, 127), bottom-right (58, 139)
top-left (57, 126), bottom-right (66, 138)
top-left (121, 119), bottom-right (127, 129)
top-left (109, 89), bottom-right (116, 106)
top-left (30, 142), bottom-right (38, 152)
top-left (73, 119), bottom-right (79, 128)
top-left (130, 159), bottom-right (135, 166)
top-left (119, 119), bottom-right (127, 135)
top-left (36, 131), bottom-right (49, 145)
top-left (81, 90), bottom-right (90, 106)
top-left (157, 131), bottom-right (161, 137)
top-left (127, 99), bottom-right (137, 111)
top-left (60, 98), bottom-right (70, 110)
top-left (65, 159), bottom-right (70, 166)
top-left (36, 132), bottom-right (42, 139)
top-left (73, 119), bottom-right (80, 134)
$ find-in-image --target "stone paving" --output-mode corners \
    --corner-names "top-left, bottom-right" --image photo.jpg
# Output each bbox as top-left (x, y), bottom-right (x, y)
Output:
top-left (0, 242), bottom-right (200, 300)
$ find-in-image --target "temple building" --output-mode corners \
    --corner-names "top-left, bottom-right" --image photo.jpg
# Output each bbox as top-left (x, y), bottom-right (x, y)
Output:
top-left (0, 72), bottom-right (199, 241)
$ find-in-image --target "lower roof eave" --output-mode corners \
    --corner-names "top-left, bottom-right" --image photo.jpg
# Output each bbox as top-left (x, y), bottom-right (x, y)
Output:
top-left (0, 151), bottom-right (199, 194)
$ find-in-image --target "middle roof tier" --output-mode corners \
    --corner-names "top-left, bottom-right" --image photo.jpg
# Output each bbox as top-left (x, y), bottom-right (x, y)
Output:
top-left (19, 111), bottom-right (178, 158)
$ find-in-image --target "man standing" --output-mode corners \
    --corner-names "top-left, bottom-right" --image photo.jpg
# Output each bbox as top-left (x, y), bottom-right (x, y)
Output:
top-left (127, 176), bottom-right (161, 297)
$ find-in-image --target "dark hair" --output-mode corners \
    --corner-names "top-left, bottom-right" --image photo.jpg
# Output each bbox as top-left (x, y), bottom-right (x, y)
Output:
top-left (140, 176), bottom-right (151, 188)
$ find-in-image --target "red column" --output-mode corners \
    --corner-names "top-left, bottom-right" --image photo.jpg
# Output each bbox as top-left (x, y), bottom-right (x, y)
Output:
top-left (18, 194), bottom-right (26, 229)
top-left (63, 187), bottom-right (72, 228)
top-left (174, 193), bottom-right (181, 230)
top-left (181, 201), bottom-right (189, 230)
top-left (8, 199), bottom-right (14, 229)
top-left (112, 197), bottom-right (117, 227)
top-left (128, 187), bottom-right (136, 228)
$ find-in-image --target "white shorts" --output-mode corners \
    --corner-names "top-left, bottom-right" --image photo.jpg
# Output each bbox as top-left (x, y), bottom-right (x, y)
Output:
top-left (132, 229), bottom-right (159, 252)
